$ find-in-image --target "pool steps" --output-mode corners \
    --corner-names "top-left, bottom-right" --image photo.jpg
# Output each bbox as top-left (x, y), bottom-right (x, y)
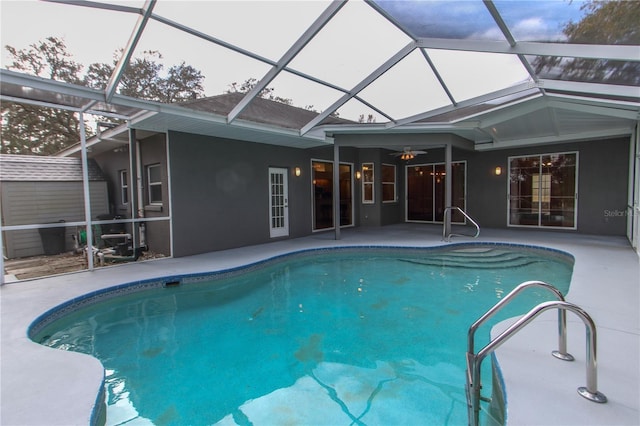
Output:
top-left (465, 281), bottom-right (607, 426)
top-left (400, 248), bottom-right (547, 269)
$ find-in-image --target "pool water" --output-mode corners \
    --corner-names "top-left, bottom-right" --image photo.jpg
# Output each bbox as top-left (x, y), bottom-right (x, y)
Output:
top-left (34, 246), bottom-right (573, 425)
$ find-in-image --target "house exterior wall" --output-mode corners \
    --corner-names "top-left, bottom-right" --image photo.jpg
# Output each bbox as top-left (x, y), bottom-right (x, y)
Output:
top-left (465, 137), bottom-right (630, 235)
top-left (94, 130), bottom-right (629, 260)
top-left (94, 149), bottom-right (131, 218)
top-left (334, 133), bottom-right (464, 227)
top-left (335, 133), bottom-right (629, 236)
top-left (169, 131), bottom-right (325, 257)
top-left (1, 181), bottom-right (109, 258)
top-left (349, 147), bottom-right (404, 227)
top-left (139, 134), bottom-right (171, 256)
top-left (93, 134), bottom-right (172, 256)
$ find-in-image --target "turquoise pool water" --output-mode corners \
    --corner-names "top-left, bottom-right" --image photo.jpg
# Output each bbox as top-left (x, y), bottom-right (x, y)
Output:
top-left (33, 245), bottom-right (573, 425)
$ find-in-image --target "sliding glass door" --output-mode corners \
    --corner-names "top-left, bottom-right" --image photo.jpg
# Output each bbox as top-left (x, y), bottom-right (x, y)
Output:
top-left (406, 162), bottom-right (466, 222)
top-left (508, 152), bottom-right (577, 228)
top-left (312, 160), bottom-right (353, 231)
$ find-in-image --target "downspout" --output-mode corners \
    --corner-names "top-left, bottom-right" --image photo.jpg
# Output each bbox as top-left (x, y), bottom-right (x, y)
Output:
top-left (128, 128), bottom-right (138, 249)
top-left (136, 139), bottom-right (147, 250)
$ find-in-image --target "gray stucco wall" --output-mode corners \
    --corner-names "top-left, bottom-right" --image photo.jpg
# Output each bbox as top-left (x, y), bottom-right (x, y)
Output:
top-left (169, 131), bottom-right (322, 257)
top-left (100, 130), bottom-right (629, 259)
top-left (94, 149), bottom-right (130, 217)
top-left (466, 137), bottom-right (630, 235)
top-left (93, 133), bottom-right (172, 256)
top-left (139, 134), bottom-right (171, 256)
top-left (336, 133), bottom-right (630, 236)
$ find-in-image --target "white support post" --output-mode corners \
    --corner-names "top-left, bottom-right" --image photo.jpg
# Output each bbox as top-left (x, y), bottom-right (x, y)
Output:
top-left (79, 112), bottom-right (94, 270)
top-left (444, 143), bottom-right (453, 237)
top-left (632, 122), bottom-right (640, 253)
top-left (0, 202), bottom-right (5, 285)
top-left (334, 142), bottom-right (341, 240)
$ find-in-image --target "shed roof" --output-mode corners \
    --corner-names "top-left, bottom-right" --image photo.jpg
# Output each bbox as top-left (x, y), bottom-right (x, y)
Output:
top-left (0, 154), bottom-right (106, 182)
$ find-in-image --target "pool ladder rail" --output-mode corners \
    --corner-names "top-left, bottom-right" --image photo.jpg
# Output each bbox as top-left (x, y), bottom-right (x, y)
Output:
top-left (465, 281), bottom-right (607, 426)
top-left (443, 206), bottom-right (480, 242)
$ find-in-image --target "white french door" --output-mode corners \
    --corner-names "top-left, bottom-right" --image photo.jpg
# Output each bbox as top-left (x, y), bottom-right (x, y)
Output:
top-left (269, 167), bottom-right (289, 238)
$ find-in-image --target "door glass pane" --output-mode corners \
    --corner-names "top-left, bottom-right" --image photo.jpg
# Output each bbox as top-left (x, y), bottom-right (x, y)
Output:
top-left (407, 165), bottom-right (433, 221)
top-left (509, 153), bottom-right (577, 228)
top-left (313, 161), bottom-right (333, 230)
top-left (313, 161), bottom-right (353, 230)
top-left (339, 164), bottom-right (353, 226)
top-left (509, 156), bottom-right (539, 226)
top-left (541, 153), bottom-right (576, 227)
top-left (407, 162), bottom-right (466, 223)
top-left (434, 164), bottom-right (446, 222)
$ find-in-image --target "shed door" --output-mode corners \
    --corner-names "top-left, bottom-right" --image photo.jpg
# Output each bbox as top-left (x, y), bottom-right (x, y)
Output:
top-left (269, 168), bottom-right (289, 238)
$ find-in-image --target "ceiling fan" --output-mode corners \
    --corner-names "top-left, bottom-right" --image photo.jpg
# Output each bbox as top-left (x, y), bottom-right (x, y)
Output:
top-left (390, 147), bottom-right (427, 160)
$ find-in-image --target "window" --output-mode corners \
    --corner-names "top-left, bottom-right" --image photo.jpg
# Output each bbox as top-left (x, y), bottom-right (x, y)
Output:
top-left (146, 164), bottom-right (163, 205)
top-left (382, 164), bottom-right (396, 203)
top-left (508, 152), bottom-right (577, 228)
top-left (119, 169), bottom-right (128, 205)
top-left (362, 162), bottom-right (374, 204)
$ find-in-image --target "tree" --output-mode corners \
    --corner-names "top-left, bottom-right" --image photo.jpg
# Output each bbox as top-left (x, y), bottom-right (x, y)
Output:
top-left (2, 37), bottom-right (86, 155)
top-left (532, 0), bottom-right (640, 86)
top-left (226, 78), bottom-right (348, 118)
top-left (85, 50), bottom-right (204, 103)
top-left (2, 37), bottom-right (206, 155)
top-left (358, 114), bottom-right (376, 123)
top-left (226, 78), bottom-right (293, 105)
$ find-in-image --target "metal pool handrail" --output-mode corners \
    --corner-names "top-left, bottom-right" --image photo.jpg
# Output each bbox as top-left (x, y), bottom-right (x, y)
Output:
top-left (442, 206), bottom-right (480, 242)
top-left (467, 280), bottom-right (573, 360)
top-left (466, 299), bottom-right (607, 426)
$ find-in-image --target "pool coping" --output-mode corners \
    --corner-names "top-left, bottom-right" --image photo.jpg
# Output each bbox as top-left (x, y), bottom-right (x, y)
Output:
top-left (1, 225), bottom-right (638, 425)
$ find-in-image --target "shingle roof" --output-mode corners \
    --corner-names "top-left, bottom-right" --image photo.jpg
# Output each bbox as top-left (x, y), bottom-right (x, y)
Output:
top-left (0, 154), bottom-right (106, 181)
top-left (179, 92), bottom-right (356, 130)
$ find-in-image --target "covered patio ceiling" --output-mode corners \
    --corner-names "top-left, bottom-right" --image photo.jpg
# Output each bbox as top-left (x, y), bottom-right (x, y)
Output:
top-left (1, 0), bottom-right (638, 150)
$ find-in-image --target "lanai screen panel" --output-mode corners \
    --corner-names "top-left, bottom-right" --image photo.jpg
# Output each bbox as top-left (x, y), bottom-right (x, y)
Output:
top-left (1, 0), bottom-right (638, 135)
top-left (0, 1), bottom-right (138, 84)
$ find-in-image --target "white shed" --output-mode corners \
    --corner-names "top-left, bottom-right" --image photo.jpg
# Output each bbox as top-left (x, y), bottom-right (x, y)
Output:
top-left (0, 155), bottom-right (110, 258)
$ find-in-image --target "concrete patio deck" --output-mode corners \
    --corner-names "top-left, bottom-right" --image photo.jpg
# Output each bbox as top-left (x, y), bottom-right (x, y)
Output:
top-left (1, 224), bottom-right (638, 425)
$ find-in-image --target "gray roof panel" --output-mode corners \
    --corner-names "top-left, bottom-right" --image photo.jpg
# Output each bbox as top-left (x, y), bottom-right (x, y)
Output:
top-left (0, 154), bottom-right (106, 182)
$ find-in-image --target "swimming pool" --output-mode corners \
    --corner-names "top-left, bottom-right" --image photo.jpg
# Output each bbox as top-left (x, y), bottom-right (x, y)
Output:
top-left (31, 244), bottom-right (573, 425)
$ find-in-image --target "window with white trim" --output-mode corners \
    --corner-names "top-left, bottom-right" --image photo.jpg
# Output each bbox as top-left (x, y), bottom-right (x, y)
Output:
top-left (119, 169), bottom-right (128, 205)
top-left (382, 163), bottom-right (396, 203)
top-left (362, 162), bottom-right (374, 204)
top-left (146, 163), bottom-right (163, 205)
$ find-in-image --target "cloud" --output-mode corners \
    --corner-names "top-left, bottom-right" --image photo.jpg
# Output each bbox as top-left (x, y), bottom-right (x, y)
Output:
top-left (512, 17), bottom-right (567, 42)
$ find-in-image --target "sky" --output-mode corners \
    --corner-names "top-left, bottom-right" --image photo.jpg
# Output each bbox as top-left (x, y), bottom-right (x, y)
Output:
top-left (0, 0), bottom-right (586, 123)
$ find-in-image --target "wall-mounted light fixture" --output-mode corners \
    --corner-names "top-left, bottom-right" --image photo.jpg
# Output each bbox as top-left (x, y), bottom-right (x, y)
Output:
top-left (494, 166), bottom-right (502, 176)
top-left (355, 170), bottom-right (361, 179)
top-left (294, 167), bottom-right (301, 177)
